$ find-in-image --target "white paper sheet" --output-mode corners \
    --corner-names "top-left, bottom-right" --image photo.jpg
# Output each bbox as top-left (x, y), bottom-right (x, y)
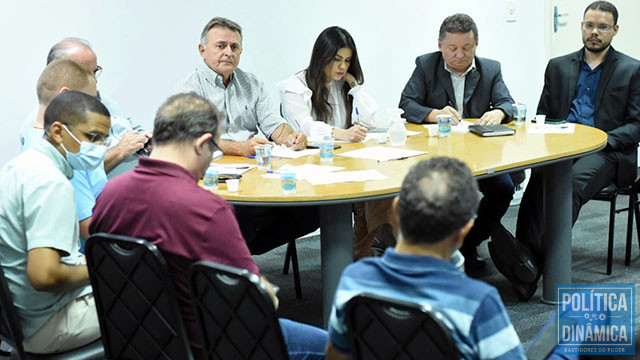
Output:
top-left (308, 136), bottom-right (349, 143)
top-left (306, 169), bottom-right (388, 185)
top-left (526, 123), bottom-right (575, 134)
top-left (271, 145), bottom-right (319, 158)
top-left (452, 120), bottom-right (474, 133)
top-left (311, 130), bottom-right (422, 144)
top-left (337, 146), bottom-right (427, 162)
top-left (261, 163), bottom-right (345, 180)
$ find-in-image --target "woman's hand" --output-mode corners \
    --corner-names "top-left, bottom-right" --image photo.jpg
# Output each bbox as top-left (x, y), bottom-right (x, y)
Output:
top-left (333, 125), bottom-right (367, 142)
top-left (342, 72), bottom-right (359, 88)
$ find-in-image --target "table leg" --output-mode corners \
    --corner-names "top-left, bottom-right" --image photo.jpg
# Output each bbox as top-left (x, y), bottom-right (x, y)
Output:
top-left (542, 160), bottom-right (572, 304)
top-left (320, 203), bottom-right (353, 327)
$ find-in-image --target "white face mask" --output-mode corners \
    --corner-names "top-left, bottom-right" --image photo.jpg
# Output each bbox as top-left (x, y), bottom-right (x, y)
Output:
top-left (60, 124), bottom-right (107, 171)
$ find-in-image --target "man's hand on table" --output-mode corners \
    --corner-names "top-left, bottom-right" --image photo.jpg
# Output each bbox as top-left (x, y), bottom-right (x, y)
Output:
top-left (284, 131), bottom-right (307, 150)
top-left (475, 109), bottom-right (505, 125)
top-left (427, 106), bottom-right (461, 125)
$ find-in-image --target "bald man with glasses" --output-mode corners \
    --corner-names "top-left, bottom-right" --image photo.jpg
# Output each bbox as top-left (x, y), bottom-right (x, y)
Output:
top-left (19, 37), bottom-right (151, 178)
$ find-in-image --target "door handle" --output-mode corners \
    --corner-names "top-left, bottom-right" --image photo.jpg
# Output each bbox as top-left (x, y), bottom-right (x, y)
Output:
top-left (554, 5), bottom-right (569, 33)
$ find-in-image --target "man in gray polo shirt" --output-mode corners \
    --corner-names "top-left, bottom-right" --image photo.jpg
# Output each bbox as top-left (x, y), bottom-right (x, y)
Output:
top-left (0, 91), bottom-right (109, 354)
top-left (176, 17), bottom-right (318, 255)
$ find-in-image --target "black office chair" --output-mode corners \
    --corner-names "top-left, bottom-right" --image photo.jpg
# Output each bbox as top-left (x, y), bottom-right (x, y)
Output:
top-left (189, 260), bottom-right (289, 360)
top-left (592, 178), bottom-right (640, 275)
top-left (345, 293), bottom-right (459, 360)
top-left (0, 264), bottom-right (104, 359)
top-left (85, 233), bottom-right (193, 360)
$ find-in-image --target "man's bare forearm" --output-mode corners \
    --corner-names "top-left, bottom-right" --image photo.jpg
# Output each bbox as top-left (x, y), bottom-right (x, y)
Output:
top-left (104, 147), bottom-right (126, 172)
top-left (270, 124), bottom-right (294, 145)
top-left (220, 139), bottom-right (248, 156)
top-left (27, 248), bottom-right (90, 292)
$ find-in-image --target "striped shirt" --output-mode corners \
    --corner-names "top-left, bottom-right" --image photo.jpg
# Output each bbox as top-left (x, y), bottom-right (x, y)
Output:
top-left (328, 249), bottom-right (525, 359)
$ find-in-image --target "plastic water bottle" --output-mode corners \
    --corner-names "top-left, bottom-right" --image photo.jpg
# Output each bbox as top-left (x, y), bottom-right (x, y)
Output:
top-left (388, 108), bottom-right (407, 146)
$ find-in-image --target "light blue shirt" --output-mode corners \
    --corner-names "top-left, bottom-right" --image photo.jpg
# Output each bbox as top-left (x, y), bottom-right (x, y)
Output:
top-left (176, 63), bottom-right (286, 142)
top-left (0, 139), bottom-right (91, 337)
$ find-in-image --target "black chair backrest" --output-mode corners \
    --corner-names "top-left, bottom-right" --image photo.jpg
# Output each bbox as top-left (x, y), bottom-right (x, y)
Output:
top-left (345, 293), bottom-right (460, 360)
top-left (86, 233), bottom-right (193, 360)
top-left (0, 261), bottom-right (105, 360)
top-left (0, 264), bottom-right (27, 359)
top-left (189, 260), bottom-right (289, 360)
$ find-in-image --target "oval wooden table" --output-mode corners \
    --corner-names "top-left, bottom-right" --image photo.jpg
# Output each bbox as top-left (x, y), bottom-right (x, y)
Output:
top-left (208, 122), bottom-right (607, 324)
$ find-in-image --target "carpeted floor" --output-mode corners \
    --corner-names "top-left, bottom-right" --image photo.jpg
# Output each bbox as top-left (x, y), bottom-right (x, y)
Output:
top-left (254, 196), bottom-right (640, 347)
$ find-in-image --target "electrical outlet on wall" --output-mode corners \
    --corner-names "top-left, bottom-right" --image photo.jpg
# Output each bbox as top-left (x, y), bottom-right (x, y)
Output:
top-left (506, 0), bottom-right (516, 23)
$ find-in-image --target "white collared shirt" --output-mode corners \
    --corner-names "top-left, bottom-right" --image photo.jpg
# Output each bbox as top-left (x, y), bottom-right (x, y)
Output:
top-left (444, 59), bottom-right (476, 117)
top-left (277, 71), bottom-right (380, 138)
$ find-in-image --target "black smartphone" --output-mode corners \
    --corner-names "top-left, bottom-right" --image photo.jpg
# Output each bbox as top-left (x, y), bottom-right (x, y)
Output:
top-left (218, 174), bottom-right (242, 182)
top-left (136, 139), bottom-right (152, 156)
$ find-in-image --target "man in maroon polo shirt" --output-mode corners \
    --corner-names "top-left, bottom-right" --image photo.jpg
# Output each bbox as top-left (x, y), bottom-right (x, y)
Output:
top-left (89, 93), bottom-right (327, 360)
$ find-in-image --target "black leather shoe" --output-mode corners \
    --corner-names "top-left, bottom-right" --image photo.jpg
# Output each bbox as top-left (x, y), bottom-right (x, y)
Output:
top-left (489, 223), bottom-right (540, 284)
top-left (512, 280), bottom-right (537, 301)
top-left (371, 223), bottom-right (396, 257)
top-left (460, 248), bottom-right (487, 270)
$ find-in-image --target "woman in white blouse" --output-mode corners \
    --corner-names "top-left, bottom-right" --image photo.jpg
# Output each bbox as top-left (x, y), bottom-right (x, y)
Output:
top-left (278, 26), bottom-right (395, 259)
top-left (278, 26), bottom-right (380, 142)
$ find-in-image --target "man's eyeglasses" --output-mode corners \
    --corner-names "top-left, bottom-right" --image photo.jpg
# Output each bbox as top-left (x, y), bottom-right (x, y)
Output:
top-left (195, 131), bottom-right (221, 151)
top-left (582, 22), bottom-right (613, 33)
top-left (196, 131), bottom-right (224, 161)
top-left (93, 66), bottom-right (103, 79)
top-left (65, 124), bottom-right (107, 144)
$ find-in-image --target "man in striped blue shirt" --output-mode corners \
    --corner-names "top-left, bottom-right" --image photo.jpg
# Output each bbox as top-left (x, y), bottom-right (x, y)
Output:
top-left (327, 157), bottom-right (526, 360)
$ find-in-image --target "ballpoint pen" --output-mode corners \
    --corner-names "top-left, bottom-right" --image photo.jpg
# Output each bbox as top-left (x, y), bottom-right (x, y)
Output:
top-left (377, 156), bottom-right (409, 162)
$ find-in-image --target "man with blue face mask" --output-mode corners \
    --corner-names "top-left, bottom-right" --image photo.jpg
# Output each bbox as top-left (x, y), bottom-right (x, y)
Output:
top-left (0, 90), bottom-right (109, 354)
top-left (22, 59), bottom-right (106, 245)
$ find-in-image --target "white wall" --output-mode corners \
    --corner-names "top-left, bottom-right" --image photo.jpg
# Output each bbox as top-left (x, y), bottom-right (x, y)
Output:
top-left (0, 0), bottom-right (546, 167)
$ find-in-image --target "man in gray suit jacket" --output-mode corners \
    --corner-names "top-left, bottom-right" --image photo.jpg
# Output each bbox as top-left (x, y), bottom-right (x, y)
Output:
top-left (493, 1), bottom-right (640, 299)
top-left (399, 14), bottom-right (529, 281)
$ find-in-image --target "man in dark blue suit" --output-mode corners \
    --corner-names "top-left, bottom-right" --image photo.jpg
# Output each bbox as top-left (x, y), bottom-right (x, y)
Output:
top-left (400, 14), bottom-right (526, 277)
top-left (493, 1), bottom-right (640, 300)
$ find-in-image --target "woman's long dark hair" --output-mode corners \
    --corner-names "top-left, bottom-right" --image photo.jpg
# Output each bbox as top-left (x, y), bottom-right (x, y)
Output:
top-left (305, 26), bottom-right (363, 126)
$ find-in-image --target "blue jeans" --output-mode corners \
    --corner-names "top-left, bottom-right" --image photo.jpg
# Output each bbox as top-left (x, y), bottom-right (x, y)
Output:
top-left (279, 319), bottom-right (327, 360)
